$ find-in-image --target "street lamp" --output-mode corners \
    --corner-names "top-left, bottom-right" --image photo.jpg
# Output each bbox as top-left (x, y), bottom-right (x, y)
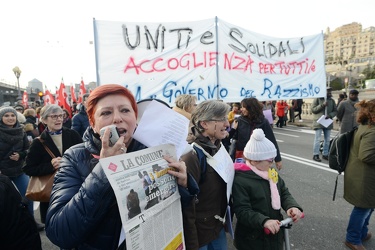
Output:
top-left (12, 66), bottom-right (22, 101)
top-left (345, 63), bottom-right (354, 95)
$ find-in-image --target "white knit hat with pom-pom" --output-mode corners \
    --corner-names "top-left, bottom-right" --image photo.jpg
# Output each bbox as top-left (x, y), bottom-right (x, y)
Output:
top-left (244, 128), bottom-right (277, 160)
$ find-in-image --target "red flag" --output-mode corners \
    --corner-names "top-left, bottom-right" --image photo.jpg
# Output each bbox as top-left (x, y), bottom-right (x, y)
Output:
top-left (77, 78), bottom-right (87, 103)
top-left (70, 84), bottom-right (77, 105)
top-left (57, 79), bottom-right (71, 117)
top-left (55, 86), bottom-right (60, 106)
top-left (22, 91), bottom-right (29, 108)
top-left (43, 89), bottom-right (55, 105)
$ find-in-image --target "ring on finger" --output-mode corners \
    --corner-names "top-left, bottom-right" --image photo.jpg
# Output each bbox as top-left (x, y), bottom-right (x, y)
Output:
top-left (120, 147), bottom-right (126, 153)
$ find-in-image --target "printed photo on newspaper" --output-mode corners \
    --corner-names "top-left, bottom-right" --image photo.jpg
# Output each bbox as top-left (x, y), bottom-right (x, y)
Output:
top-left (100, 143), bottom-right (185, 250)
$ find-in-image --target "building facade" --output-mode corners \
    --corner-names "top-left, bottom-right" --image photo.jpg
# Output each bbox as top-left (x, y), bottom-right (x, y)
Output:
top-left (324, 22), bottom-right (375, 87)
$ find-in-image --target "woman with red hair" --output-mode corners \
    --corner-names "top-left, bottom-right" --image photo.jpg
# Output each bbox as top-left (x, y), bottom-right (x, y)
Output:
top-left (45, 84), bottom-right (198, 250)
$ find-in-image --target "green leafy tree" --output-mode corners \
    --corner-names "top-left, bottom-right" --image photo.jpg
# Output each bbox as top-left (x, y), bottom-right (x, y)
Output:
top-left (330, 78), bottom-right (343, 91)
top-left (362, 65), bottom-right (375, 80)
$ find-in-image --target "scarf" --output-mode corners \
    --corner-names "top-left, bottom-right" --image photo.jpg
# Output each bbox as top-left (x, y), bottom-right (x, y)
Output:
top-left (251, 166), bottom-right (281, 210)
top-left (0, 125), bottom-right (24, 146)
top-left (46, 127), bottom-right (63, 135)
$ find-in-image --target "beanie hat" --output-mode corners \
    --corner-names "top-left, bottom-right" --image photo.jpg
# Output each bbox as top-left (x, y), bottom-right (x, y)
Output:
top-left (0, 107), bottom-right (17, 120)
top-left (244, 128), bottom-right (277, 160)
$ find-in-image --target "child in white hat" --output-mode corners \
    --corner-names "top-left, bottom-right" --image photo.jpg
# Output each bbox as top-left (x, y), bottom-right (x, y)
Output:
top-left (232, 128), bottom-right (303, 250)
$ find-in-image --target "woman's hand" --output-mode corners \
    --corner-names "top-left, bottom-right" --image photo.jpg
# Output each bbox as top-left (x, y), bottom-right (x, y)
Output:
top-left (9, 152), bottom-right (20, 161)
top-left (100, 126), bottom-right (126, 159)
top-left (275, 161), bottom-right (282, 170)
top-left (165, 155), bottom-right (188, 188)
top-left (232, 120), bottom-right (238, 129)
top-left (51, 157), bottom-right (62, 170)
top-left (263, 219), bottom-right (280, 234)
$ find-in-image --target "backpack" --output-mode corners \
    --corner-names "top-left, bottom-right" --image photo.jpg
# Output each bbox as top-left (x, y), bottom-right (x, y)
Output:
top-left (328, 126), bottom-right (357, 174)
top-left (328, 126), bottom-right (358, 200)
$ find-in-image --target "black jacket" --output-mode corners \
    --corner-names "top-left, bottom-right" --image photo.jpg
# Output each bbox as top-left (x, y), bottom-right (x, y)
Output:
top-left (0, 124), bottom-right (29, 177)
top-left (23, 127), bottom-right (83, 176)
top-left (0, 174), bottom-right (42, 250)
top-left (230, 116), bottom-right (282, 162)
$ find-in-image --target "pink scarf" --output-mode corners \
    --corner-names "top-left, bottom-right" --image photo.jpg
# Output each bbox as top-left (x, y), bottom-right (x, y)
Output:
top-left (251, 167), bottom-right (281, 210)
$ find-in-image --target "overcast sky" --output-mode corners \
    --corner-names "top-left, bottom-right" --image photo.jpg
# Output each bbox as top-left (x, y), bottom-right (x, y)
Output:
top-left (1, 0), bottom-right (374, 91)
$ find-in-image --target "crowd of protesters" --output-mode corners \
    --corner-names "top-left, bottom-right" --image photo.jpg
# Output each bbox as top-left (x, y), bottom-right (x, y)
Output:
top-left (1, 90), bottom-right (374, 250)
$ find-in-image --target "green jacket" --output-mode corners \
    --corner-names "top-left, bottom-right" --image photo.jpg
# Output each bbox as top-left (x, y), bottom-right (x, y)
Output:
top-left (311, 97), bottom-right (337, 130)
top-left (344, 124), bottom-right (375, 208)
top-left (232, 165), bottom-right (302, 250)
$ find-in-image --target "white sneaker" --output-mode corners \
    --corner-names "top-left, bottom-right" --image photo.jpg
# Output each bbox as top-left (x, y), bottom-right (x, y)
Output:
top-left (299, 120), bottom-right (303, 122)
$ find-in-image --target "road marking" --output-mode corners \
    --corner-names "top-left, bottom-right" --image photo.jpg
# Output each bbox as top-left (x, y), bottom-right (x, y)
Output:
top-left (273, 132), bottom-right (299, 137)
top-left (274, 126), bottom-right (316, 135)
top-left (280, 152), bottom-right (342, 174)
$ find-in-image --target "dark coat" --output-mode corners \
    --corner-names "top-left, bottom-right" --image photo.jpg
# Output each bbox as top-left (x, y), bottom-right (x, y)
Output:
top-left (45, 127), bottom-right (147, 250)
top-left (0, 174), bottom-right (42, 250)
top-left (23, 127), bottom-right (82, 176)
top-left (0, 125), bottom-right (29, 177)
top-left (232, 165), bottom-right (303, 250)
top-left (71, 105), bottom-right (89, 137)
top-left (344, 124), bottom-right (375, 208)
top-left (180, 129), bottom-right (228, 249)
top-left (336, 99), bottom-right (359, 134)
top-left (230, 116), bottom-right (282, 162)
top-left (45, 126), bottom-right (199, 250)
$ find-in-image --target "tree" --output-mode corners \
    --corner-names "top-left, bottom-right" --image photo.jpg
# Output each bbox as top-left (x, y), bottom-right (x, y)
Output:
top-left (362, 64), bottom-right (375, 80)
top-left (330, 78), bottom-right (343, 91)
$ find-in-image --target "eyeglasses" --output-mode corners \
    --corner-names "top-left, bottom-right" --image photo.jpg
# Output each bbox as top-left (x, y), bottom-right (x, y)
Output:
top-left (254, 158), bottom-right (274, 163)
top-left (210, 117), bottom-right (228, 122)
top-left (47, 114), bottom-right (64, 120)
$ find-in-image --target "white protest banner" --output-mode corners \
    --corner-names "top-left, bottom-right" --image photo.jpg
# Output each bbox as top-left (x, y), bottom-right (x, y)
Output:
top-left (94, 18), bottom-right (217, 103)
top-left (94, 17), bottom-right (325, 105)
top-left (218, 19), bottom-right (326, 101)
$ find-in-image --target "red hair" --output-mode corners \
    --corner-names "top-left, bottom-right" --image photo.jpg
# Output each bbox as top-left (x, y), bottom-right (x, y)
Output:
top-left (86, 84), bottom-right (138, 126)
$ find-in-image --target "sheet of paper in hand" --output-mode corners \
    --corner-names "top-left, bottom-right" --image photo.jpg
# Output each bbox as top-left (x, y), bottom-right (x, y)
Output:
top-left (317, 114), bottom-right (333, 128)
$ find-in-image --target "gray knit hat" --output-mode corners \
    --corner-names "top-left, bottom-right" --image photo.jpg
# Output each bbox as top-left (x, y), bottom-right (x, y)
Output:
top-left (244, 128), bottom-right (277, 160)
top-left (0, 107), bottom-right (17, 119)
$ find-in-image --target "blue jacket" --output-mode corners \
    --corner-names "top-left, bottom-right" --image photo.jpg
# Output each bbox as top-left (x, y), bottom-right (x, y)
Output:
top-left (46, 127), bottom-right (199, 250)
top-left (71, 105), bottom-right (90, 137)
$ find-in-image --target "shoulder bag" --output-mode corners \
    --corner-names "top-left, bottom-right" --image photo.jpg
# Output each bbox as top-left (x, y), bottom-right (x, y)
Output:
top-left (25, 138), bottom-right (57, 202)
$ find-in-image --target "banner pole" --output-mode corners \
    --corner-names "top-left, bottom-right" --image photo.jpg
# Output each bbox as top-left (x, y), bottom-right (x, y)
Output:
top-left (215, 16), bottom-right (220, 100)
top-left (93, 18), bottom-right (100, 87)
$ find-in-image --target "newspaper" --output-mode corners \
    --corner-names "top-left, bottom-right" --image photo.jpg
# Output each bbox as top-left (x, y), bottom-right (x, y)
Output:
top-left (100, 144), bottom-right (185, 250)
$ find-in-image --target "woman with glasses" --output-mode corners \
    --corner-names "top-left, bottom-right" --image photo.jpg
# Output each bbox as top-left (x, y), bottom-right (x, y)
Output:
top-left (23, 104), bottom-right (82, 226)
top-left (181, 100), bottom-right (233, 250)
top-left (230, 97), bottom-right (282, 170)
top-left (232, 129), bottom-right (303, 250)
